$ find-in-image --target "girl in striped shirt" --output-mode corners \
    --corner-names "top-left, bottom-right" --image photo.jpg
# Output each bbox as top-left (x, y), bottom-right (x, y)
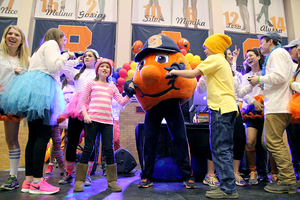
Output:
top-left (73, 58), bottom-right (134, 192)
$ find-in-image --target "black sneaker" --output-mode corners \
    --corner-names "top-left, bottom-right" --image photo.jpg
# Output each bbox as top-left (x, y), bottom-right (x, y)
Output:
top-left (0, 175), bottom-right (19, 190)
top-left (184, 178), bottom-right (197, 189)
top-left (58, 173), bottom-right (73, 184)
top-left (259, 173), bottom-right (270, 182)
top-left (138, 178), bottom-right (153, 188)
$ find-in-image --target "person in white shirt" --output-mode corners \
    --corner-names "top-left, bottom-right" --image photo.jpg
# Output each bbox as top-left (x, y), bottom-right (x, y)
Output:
top-left (0, 25), bottom-right (29, 191)
top-left (248, 31), bottom-right (297, 194)
top-left (59, 49), bottom-right (100, 186)
top-left (286, 39), bottom-right (300, 187)
top-left (283, 39), bottom-right (299, 67)
top-left (0, 27), bottom-right (74, 195)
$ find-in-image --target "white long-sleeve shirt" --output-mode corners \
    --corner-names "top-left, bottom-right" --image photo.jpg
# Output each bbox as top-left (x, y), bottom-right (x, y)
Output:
top-left (29, 40), bottom-right (69, 82)
top-left (241, 71), bottom-right (264, 109)
top-left (60, 59), bottom-right (95, 93)
top-left (290, 64), bottom-right (300, 93)
top-left (259, 48), bottom-right (294, 114)
top-left (197, 74), bottom-right (254, 106)
top-left (0, 49), bottom-right (28, 85)
top-left (111, 98), bottom-right (125, 121)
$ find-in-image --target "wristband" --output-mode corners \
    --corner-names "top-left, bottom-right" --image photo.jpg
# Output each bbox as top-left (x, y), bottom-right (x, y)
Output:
top-left (257, 76), bottom-right (260, 83)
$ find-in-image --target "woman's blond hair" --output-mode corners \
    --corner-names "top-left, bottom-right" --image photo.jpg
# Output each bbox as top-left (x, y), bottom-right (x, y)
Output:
top-left (0, 25), bottom-right (29, 69)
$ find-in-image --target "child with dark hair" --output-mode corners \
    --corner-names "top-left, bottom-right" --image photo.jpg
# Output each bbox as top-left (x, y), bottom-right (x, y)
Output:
top-left (59, 49), bottom-right (100, 186)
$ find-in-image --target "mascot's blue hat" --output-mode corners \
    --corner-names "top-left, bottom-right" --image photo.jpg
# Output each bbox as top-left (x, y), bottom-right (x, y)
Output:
top-left (134, 34), bottom-right (181, 62)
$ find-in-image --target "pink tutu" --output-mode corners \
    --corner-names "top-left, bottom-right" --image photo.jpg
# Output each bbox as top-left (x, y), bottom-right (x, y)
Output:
top-left (60, 92), bottom-right (84, 121)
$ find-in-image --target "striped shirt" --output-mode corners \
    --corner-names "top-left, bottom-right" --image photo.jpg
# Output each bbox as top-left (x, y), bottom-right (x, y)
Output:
top-left (79, 81), bottom-right (131, 125)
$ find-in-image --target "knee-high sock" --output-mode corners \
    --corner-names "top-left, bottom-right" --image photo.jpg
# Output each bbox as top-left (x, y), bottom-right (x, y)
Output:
top-left (9, 148), bottom-right (20, 177)
top-left (246, 147), bottom-right (256, 171)
top-left (87, 161), bottom-right (94, 176)
top-left (66, 161), bottom-right (75, 176)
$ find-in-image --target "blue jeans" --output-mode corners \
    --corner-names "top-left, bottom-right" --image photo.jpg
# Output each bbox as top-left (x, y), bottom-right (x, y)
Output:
top-left (210, 109), bottom-right (237, 194)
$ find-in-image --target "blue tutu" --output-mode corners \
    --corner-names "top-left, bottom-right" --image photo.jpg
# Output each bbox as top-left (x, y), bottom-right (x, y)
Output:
top-left (0, 70), bottom-right (65, 125)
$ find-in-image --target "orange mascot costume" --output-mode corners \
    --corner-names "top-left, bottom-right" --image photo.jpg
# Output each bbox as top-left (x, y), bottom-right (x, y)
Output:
top-left (124, 35), bottom-right (197, 188)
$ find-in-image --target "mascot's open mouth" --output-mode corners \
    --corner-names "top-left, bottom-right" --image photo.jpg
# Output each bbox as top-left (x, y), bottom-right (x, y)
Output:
top-left (138, 79), bottom-right (179, 98)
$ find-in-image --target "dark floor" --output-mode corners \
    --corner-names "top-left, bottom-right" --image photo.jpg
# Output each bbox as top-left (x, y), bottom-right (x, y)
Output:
top-left (0, 164), bottom-right (299, 200)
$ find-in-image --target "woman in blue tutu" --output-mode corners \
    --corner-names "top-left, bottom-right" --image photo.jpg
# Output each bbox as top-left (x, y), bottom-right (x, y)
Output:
top-left (0, 25), bottom-right (29, 191)
top-left (1, 28), bottom-right (74, 195)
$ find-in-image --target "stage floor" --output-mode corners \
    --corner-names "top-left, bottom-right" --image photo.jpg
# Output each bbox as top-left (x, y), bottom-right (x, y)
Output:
top-left (0, 164), bottom-right (299, 200)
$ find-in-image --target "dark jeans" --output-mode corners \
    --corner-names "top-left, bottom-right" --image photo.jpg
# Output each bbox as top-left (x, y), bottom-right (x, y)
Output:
top-left (80, 121), bottom-right (114, 165)
top-left (233, 108), bottom-right (246, 160)
top-left (141, 99), bottom-right (193, 181)
top-left (210, 109), bottom-right (237, 194)
top-left (286, 122), bottom-right (300, 173)
top-left (65, 117), bottom-right (95, 162)
top-left (207, 107), bottom-right (245, 161)
top-left (26, 118), bottom-right (52, 178)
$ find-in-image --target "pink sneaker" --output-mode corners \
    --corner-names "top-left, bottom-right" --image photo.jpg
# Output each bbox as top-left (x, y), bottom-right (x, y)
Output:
top-left (29, 178), bottom-right (60, 195)
top-left (21, 180), bottom-right (31, 193)
top-left (45, 164), bottom-right (54, 174)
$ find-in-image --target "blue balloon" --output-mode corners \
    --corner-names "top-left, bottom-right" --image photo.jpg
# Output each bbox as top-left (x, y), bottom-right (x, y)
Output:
top-left (112, 71), bottom-right (120, 79)
top-left (116, 68), bottom-right (121, 73)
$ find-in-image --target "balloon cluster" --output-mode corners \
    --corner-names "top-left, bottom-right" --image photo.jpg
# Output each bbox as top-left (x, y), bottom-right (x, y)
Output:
top-left (111, 61), bottom-right (138, 93)
top-left (176, 38), bottom-right (202, 69)
top-left (123, 37), bottom-right (202, 90)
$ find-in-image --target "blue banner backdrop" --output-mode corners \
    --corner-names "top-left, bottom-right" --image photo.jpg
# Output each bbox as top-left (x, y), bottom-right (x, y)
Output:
top-left (132, 24), bottom-right (208, 62)
top-left (0, 17), bottom-right (17, 36)
top-left (225, 31), bottom-right (288, 68)
top-left (33, 20), bottom-right (116, 60)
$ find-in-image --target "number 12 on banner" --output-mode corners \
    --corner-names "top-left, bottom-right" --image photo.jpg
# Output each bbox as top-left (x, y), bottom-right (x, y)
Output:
top-left (269, 17), bottom-right (286, 32)
top-left (223, 11), bottom-right (240, 28)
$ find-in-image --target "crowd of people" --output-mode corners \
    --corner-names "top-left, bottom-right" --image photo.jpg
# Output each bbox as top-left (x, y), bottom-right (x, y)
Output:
top-left (0, 24), bottom-right (300, 199)
top-left (0, 25), bottom-right (134, 195)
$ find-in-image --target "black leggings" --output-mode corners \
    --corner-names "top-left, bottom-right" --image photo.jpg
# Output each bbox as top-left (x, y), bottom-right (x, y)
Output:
top-left (26, 118), bottom-right (52, 178)
top-left (65, 117), bottom-right (95, 162)
top-left (80, 122), bottom-right (114, 165)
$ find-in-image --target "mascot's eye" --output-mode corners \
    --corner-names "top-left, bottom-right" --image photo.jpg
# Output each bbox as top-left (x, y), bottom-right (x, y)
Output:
top-left (154, 54), bottom-right (169, 64)
top-left (138, 59), bottom-right (145, 70)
